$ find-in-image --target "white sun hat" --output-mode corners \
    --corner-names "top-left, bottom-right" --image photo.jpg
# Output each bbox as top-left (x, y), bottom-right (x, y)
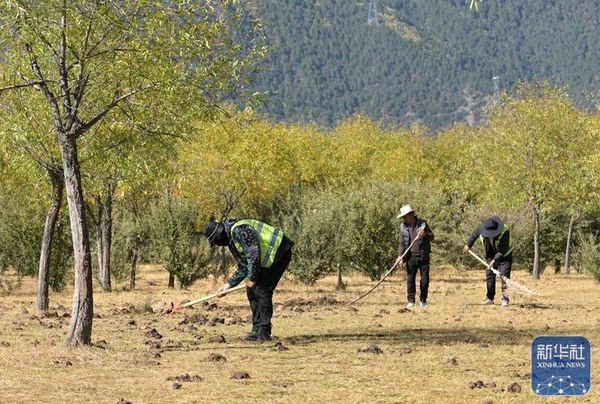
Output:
top-left (396, 204), bottom-right (414, 219)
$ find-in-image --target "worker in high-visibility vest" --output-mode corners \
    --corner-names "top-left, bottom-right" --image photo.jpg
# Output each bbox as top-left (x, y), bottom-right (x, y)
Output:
top-left (464, 216), bottom-right (513, 306)
top-left (204, 218), bottom-right (294, 341)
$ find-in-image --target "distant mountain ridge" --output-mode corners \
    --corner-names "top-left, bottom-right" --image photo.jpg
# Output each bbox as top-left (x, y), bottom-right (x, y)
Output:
top-left (249, 0), bottom-right (600, 130)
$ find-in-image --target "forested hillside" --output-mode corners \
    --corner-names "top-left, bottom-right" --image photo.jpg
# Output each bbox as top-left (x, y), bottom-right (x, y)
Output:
top-left (250, 0), bottom-right (600, 129)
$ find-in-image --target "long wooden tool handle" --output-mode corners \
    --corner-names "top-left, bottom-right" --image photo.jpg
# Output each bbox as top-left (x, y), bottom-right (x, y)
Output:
top-left (468, 249), bottom-right (503, 277)
top-left (348, 232), bottom-right (422, 305)
top-left (467, 249), bottom-right (535, 295)
top-left (178, 283), bottom-right (247, 309)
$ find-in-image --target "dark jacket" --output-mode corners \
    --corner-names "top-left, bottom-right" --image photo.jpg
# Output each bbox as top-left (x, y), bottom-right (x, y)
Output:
top-left (466, 226), bottom-right (512, 262)
top-left (225, 219), bottom-right (294, 287)
top-left (398, 218), bottom-right (434, 261)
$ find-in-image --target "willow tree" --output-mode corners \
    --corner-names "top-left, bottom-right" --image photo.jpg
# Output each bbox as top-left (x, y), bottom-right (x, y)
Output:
top-left (0, 0), bottom-right (267, 346)
top-left (479, 84), bottom-right (591, 279)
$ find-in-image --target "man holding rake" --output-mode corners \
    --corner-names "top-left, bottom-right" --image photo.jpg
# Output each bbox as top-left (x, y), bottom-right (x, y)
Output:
top-left (397, 205), bottom-right (435, 308)
top-left (464, 216), bottom-right (513, 306)
top-left (204, 218), bottom-right (294, 341)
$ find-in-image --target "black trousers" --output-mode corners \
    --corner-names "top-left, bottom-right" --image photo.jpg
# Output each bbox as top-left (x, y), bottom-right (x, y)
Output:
top-left (246, 249), bottom-right (292, 331)
top-left (406, 256), bottom-right (429, 303)
top-left (485, 258), bottom-right (512, 301)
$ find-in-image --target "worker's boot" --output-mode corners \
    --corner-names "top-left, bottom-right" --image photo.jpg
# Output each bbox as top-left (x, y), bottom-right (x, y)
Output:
top-left (243, 325), bottom-right (259, 341)
top-left (257, 324), bottom-right (272, 342)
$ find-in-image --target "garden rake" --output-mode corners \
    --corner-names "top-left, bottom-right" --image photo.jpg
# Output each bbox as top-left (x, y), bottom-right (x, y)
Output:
top-left (349, 229), bottom-right (423, 305)
top-left (467, 249), bottom-right (537, 296)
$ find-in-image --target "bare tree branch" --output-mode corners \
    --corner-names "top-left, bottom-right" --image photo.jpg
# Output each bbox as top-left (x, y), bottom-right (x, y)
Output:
top-left (0, 80), bottom-right (55, 93)
top-left (74, 86), bottom-right (151, 137)
top-left (24, 43), bottom-right (64, 134)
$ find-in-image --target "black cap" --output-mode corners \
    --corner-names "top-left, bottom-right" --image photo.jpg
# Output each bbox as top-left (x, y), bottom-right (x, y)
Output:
top-left (480, 216), bottom-right (504, 238)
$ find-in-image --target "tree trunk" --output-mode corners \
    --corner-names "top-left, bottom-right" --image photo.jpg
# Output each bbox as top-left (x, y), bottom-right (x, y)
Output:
top-left (37, 167), bottom-right (64, 311)
top-left (335, 264), bottom-right (344, 290)
top-left (99, 182), bottom-right (115, 292)
top-left (129, 235), bottom-right (139, 290)
top-left (93, 202), bottom-right (104, 286)
top-left (61, 138), bottom-right (94, 347)
top-left (564, 211), bottom-right (579, 274)
top-left (168, 272), bottom-right (175, 289)
top-left (532, 204), bottom-right (541, 280)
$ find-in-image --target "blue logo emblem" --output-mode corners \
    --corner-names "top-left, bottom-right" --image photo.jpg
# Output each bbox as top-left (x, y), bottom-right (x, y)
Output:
top-left (532, 336), bottom-right (591, 395)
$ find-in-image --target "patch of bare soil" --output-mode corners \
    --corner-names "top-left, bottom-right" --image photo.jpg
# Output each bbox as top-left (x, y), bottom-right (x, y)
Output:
top-left (357, 344), bottom-right (383, 354)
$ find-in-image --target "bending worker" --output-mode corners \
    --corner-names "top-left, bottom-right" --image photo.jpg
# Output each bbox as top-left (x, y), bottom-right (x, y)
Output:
top-left (464, 216), bottom-right (513, 307)
top-left (204, 218), bottom-right (294, 341)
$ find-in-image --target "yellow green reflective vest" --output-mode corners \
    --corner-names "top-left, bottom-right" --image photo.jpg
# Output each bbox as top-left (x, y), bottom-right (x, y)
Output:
top-left (231, 219), bottom-right (283, 268)
top-left (480, 225), bottom-right (513, 257)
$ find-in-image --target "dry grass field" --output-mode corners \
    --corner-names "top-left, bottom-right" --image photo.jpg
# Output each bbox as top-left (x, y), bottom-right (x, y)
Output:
top-left (0, 265), bottom-right (598, 403)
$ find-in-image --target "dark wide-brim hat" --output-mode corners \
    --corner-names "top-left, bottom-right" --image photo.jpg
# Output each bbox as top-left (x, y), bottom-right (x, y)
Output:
top-left (204, 221), bottom-right (224, 246)
top-left (480, 216), bottom-right (504, 238)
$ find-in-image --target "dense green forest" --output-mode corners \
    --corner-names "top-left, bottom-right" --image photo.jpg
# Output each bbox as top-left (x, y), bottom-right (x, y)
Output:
top-left (250, 0), bottom-right (600, 129)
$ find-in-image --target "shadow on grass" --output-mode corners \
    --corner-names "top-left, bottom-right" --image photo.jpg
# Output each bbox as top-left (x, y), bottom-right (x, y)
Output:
top-left (284, 326), bottom-right (583, 347)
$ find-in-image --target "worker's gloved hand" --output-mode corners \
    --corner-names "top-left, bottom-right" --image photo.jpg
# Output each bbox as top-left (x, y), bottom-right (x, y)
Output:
top-left (489, 260), bottom-right (497, 269)
top-left (418, 227), bottom-right (426, 238)
top-left (216, 283), bottom-right (230, 298)
top-left (245, 279), bottom-right (256, 289)
top-left (463, 244), bottom-right (470, 253)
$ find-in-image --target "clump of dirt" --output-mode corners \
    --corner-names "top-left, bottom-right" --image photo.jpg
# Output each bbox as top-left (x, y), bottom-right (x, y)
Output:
top-left (116, 399), bottom-right (132, 404)
top-left (42, 311), bottom-right (59, 318)
top-left (151, 301), bottom-right (173, 315)
top-left (161, 339), bottom-right (184, 350)
top-left (127, 319), bottom-right (136, 326)
top-left (379, 309), bottom-right (390, 315)
top-left (53, 358), bottom-right (73, 367)
top-left (206, 353), bottom-right (227, 362)
top-left (202, 302), bottom-right (219, 311)
top-left (93, 340), bottom-right (109, 349)
top-left (272, 342), bottom-right (289, 352)
top-left (507, 382), bottom-right (521, 393)
top-left (144, 328), bottom-right (163, 339)
top-left (144, 340), bottom-right (162, 349)
top-left (144, 352), bottom-right (162, 359)
top-left (231, 371), bottom-right (251, 379)
top-left (113, 304), bottom-right (135, 315)
top-left (468, 380), bottom-right (484, 389)
top-left (167, 373), bottom-right (203, 382)
top-left (468, 380), bottom-right (498, 390)
top-left (282, 296), bottom-right (339, 309)
top-left (209, 317), bottom-right (225, 326)
top-left (479, 343), bottom-right (490, 348)
top-left (208, 334), bottom-right (226, 344)
top-left (172, 382), bottom-right (182, 390)
top-left (445, 357), bottom-right (459, 365)
top-left (179, 314), bottom-right (209, 325)
top-left (398, 308), bottom-right (412, 314)
top-left (357, 344), bottom-right (383, 354)
top-left (0, 341), bottom-right (11, 347)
